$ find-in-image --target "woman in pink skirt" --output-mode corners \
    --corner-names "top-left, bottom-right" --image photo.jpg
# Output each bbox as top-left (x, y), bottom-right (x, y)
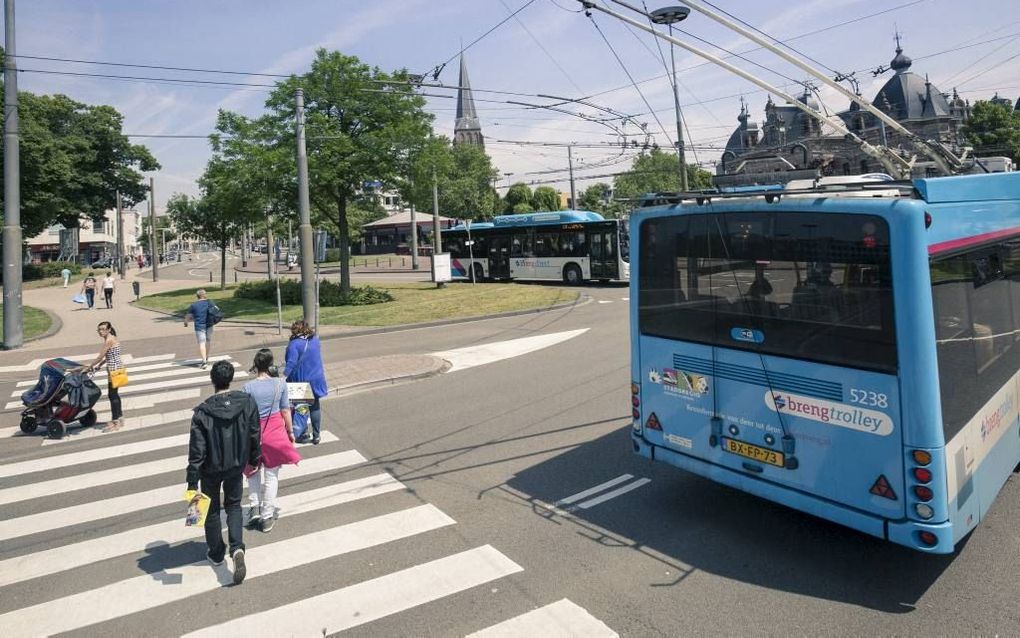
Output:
top-left (242, 349), bottom-right (301, 532)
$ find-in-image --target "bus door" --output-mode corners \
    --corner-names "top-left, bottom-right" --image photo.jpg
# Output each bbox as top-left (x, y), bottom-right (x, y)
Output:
top-left (637, 211), bottom-right (904, 520)
top-left (590, 226), bottom-right (619, 280)
top-left (488, 236), bottom-right (510, 279)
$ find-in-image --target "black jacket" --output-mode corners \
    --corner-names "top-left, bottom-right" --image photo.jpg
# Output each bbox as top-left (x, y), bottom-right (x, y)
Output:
top-left (186, 390), bottom-right (260, 488)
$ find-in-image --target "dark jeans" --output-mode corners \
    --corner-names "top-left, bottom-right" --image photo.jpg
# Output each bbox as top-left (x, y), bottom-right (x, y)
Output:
top-left (310, 397), bottom-right (321, 439)
top-left (107, 380), bottom-right (122, 421)
top-left (201, 472), bottom-right (244, 561)
top-left (103, 288), bottom-right (113, 308)
top-left (85, 289), bottom-right (95, 308)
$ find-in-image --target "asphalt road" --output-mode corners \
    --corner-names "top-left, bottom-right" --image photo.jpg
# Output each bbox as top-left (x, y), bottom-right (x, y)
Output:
top-left (0, 282), bottom-right (1017, 636)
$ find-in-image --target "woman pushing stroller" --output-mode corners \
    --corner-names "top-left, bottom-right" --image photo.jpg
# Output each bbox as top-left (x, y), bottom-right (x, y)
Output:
top-left (82, 321), bottom-right (125, 432)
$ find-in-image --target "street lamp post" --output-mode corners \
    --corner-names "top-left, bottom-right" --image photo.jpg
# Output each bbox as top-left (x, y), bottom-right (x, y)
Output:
top-left (650, 5), bottom-right (691, 192)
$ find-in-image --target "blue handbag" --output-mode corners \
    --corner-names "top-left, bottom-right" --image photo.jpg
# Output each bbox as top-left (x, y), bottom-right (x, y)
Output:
top-left (291, 403), bottom-right (310, 439)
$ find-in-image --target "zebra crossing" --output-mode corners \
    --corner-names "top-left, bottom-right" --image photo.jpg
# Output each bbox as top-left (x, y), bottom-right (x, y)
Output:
top-left (0, 373), bottom-right (619, 635)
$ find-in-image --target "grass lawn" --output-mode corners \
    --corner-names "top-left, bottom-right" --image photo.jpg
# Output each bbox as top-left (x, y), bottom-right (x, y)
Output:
top-left (0, 304), bottom-right (53, 341)
top-left (134, 282), bottom-right (579, 327)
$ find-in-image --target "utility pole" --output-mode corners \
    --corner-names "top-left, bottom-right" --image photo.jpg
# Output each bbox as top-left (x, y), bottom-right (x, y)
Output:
top-left (266, 215), bottom-right (274, 281)
top-left (669, 30), bottom-right (689, 191)
top-left (116, 191), bottom-right (125, 280)
top-left (150, 177), bottom-right (158, 282)
top-left (432, 167), bottom-right (444, 289)
top-left (409, 182), bottom-right (419, 271)
top-left (2, 0), bottom-right (23, 349)
top-left (295, 88), bottom-right (316, 326)
top-left (567, 144), bottom-right (577, 209)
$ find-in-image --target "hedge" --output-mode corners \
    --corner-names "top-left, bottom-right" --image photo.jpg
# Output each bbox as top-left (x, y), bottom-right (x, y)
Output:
top-left (23, 261), bottom-right (81, 281)
top-left (234, 279), bottom-right (393, 307)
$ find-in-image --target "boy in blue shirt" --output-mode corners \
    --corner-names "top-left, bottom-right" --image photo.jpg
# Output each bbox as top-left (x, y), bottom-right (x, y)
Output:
top-left (184, 289), bottom-right (213, 368)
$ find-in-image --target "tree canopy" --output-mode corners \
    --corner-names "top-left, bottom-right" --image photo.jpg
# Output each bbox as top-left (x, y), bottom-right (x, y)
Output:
top-left (964, 100), bottom-right (1020, 162)
top-left (578, 182), bottom-right (626, 218)
top-left (531, 186), bottom-right (560, 212)
top-left (403, 137), bottom-right (499, 220)
top-left (0, 47), bottom-right (160, 236)
top-left (612, 148), bottom-right (712, 201)
top-left (504, 183), bottom-right (534, 213)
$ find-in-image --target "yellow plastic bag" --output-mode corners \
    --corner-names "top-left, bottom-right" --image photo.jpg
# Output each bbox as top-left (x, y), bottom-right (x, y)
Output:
top-left (109, 367), bottom-right (129, 389)
top-left (184, 490), bottom-right (211, 527)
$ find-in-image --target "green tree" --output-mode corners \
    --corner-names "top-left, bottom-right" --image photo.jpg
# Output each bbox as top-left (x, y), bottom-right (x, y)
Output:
top-left (1, 48), bottom-right (159, 236)
top-left (261, 50), bottom-right (432, 294)
top-left (578, 182), bottom-right (626, 218)
top-left (531, 186), bottom-right (560, 211)
top-left (964, 100), bottom-right (1020, 162)
top-left (613, 148), bottom-right (711, 200)
top-left (403, 138), bottom-right (499, 220)
top-left (504, 183), bottom-right (534, 213)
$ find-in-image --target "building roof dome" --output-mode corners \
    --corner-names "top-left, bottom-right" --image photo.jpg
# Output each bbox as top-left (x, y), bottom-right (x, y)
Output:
top-left (872, 43), bottom-right (951, 120)
top-left (890, 45), bottom-right (912, 73)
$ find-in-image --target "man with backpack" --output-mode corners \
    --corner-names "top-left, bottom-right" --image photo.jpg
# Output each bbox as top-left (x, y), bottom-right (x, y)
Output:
top-left (186, 360), bottom-right (261, 585)
top-left (183, 289), bottom-right (224, 369)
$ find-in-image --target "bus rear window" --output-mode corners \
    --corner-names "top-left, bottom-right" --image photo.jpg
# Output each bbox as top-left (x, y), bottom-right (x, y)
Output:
top-left (638, 211), bottom-right (896, 373)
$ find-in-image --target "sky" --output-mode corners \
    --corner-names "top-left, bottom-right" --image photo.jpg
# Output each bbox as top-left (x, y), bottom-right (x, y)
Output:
top-left (5, 0), bottom-right (1020, 214)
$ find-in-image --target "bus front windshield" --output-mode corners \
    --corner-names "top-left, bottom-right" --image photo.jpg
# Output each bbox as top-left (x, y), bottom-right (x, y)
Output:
top-left (638, 211), bottom-right (896, 373)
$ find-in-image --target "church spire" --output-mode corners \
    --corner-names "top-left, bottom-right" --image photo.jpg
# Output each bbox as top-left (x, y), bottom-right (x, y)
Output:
top-left (454, 54), bottom-right (484, 148)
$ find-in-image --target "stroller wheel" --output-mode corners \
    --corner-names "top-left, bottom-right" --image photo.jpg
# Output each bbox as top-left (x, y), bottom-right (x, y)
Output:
top-left (80, 409), bottom-right (98, 428)
top-left (46, 420), bottom-right (67, 440)
top-left (19, 415), bottom-right (38, 434)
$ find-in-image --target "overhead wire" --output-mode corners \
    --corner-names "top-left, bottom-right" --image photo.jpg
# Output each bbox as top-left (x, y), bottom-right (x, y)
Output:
top-left (425, 0), bottom-right (539, 76)
top-left (497, 0), bottom-right (586, 94)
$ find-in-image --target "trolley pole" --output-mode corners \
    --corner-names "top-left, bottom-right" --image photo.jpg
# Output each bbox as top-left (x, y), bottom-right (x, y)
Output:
top-left (2, 0), bottom-right (23, 349)
top-left (295, 88), bottom-right (316, 327)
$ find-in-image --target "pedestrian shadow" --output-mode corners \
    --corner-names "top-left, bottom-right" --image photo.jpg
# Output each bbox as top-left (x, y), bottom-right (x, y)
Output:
top-left (136, 539), bottom-right (232, 586)
top-left (503, 426), bottom-right (959, 613)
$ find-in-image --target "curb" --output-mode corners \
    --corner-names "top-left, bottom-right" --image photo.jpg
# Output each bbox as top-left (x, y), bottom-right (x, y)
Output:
top-left (23, 307), bottom-right (64, 344)
top-left (326, 357), bottom-right (452, 398)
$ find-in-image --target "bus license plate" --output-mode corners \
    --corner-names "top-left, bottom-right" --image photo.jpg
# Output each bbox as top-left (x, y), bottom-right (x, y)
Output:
top-left (722, 437), bottom-right (785, 468)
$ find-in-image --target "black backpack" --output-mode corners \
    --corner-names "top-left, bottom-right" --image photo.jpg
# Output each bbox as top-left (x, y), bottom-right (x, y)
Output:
top-left (207, 303), bottom-right (224, 326)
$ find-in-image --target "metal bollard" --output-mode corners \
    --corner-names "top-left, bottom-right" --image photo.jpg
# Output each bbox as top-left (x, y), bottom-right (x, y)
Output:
top-left (375, 258), bottom-right (379, 267)
top-left (209, 271), bottom-right (213, 283)
top-left (234, 271), bottom-right (238, 283)
top-left (388, 257), bottom-right (391, 267)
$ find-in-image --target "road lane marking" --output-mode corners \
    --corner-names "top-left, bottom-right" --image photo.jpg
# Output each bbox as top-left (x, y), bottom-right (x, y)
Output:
top-left (0, 433), bottom-right (189, 478)
top-left (598, 300), bottom-right (613, 304)
top-left (0, 433), bottom-right (340, 504)
top-left (622, 297), bottom-right (629, 301)
top-left (0, 352), bottom-right (175, 375)
top-left (432, 329), bottom-right (589, 372)
top-left (13, 355), bottom-right (231, 387)
top-left (0, 449), bottom-right (366, 544)
top-left (554, 475), bottom-right (634, 506)
top-left (0, 472), bottom-right (403, 588)
top-left (0, 505), bottom-right (456, 638)
top-left (4, 372), bottom-right (247, 409)
top-left (184, 545), bottom-right (522, 637)
top-left (468, 599), bottom-right (618, 637)
top-left (574, 478), bottom-right (651, 510)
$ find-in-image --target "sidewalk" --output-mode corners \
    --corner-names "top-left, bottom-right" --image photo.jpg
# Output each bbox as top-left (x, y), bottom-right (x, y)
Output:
top-left (324, 354), bottom-right (449, 396)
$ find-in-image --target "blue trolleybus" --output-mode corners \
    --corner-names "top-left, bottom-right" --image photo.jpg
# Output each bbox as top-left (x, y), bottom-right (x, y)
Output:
top-left (442, 211), bottom-right (629, 284)
top-left (629, 172), bottom-right (1020, 553)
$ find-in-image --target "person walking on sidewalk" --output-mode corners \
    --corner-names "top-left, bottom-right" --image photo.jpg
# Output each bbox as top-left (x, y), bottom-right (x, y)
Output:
top-left (283, 319), bottom-right (328, 445)
top-left (184, 289), bottom-right (213, 368)
top-left (61, 267), bottom-right (71, 288)
top-left (186, 360), bottom-right (261, 586)
top-left (83, 321), bottom-right (125, 432)
top-left (242, 349), bottom-right (300, 532)
top-left (102, 272), bottom-right (116, 309)
top-left (81, 272), bottom-right (97, 310)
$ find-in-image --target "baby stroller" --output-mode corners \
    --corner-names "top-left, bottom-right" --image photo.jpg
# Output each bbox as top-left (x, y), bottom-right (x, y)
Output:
top-left (20, 358), bottom-right (101, 439)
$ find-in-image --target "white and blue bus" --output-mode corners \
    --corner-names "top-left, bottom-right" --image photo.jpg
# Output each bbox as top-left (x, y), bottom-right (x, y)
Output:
top-left (630, 172), bottom-right (1020, 553)
top-left (442, 211), bottom-right (629, 284)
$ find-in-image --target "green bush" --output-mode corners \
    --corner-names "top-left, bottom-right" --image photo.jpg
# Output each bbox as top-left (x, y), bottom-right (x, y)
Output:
top-left (234, 279), bottom-right (392, 307)
top-left (324, 248), bottom-right (341, 262)
top-left (22, 261), bottom-right (81, 281)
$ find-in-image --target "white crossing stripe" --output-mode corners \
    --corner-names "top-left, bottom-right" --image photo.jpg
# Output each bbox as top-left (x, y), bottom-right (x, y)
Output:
top-left (574, 478), bottom-right (651, 510)
top-left (0, 449), bottom-right (366, 544)
top-left (184, 545), bottom-right (523, 637)
top-left (598, 300), bottom-right (613, 304)
top-left (0, 432), bottom-right (341, 505)
top-left (2, 372), bottom-right (244, 409)
top-left (0, 352), bottom-right (172, 374)
top-left (468, 599), bottom-right (618, 637)
top-left (0, 505), bottom-right (456, 638)
top-left (622, 297), bottom-right (629, 301)
top-left (41, 406), bottom-right (195, 444)
top-left (555, 475), bottom-right (634, 506)
top-left (8, 362), bottom-right (240, 397)
top-left (0, 472), bottom-right (404, 588)
top-left (12, 354), bottom-right (219, 387)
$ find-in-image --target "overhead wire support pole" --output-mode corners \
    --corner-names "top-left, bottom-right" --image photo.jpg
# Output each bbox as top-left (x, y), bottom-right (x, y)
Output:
top-left (116, 191), bottom-right (125, 280)
top-left (2, 0), bottom-right (23, 349)
top-left (295, 88), bottom-right (316, 328)
top-left (150, 177), bottom-right (158, 282)
top-left (567, 144), bottom-right (577, 208)
top-left (578, 0), bottom-right (911, 178)
top-left (608, 0), bottom-right (956, 175)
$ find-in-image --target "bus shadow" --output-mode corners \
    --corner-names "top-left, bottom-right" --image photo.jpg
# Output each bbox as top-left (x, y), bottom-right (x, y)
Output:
top-left (505, 426), bottom-right (958, 613)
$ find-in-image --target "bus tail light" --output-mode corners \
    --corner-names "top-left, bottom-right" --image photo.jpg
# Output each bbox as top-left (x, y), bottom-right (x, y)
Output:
top-left (915, 503), bottom-right (934, 520)
top-left (913, 486), bottom-right (934, 501)
top-left (911, 450), bottom-right (932, 466)
top-left (632, 382), bottom-right (641, 427)
top-left (918, 531), bottom-right (938, 547)
top-left (912, 468), bottom-right (932, 483)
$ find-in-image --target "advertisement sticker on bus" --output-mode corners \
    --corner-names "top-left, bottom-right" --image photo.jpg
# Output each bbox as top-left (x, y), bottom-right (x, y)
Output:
top-left (764, 391), bottom-right (893, 436)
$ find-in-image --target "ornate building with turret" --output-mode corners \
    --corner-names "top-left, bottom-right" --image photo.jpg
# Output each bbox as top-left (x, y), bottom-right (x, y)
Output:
top-left (454, 54), bottom-right (485, 148)
top-left (715, 38), bottom-right (1017, 186)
